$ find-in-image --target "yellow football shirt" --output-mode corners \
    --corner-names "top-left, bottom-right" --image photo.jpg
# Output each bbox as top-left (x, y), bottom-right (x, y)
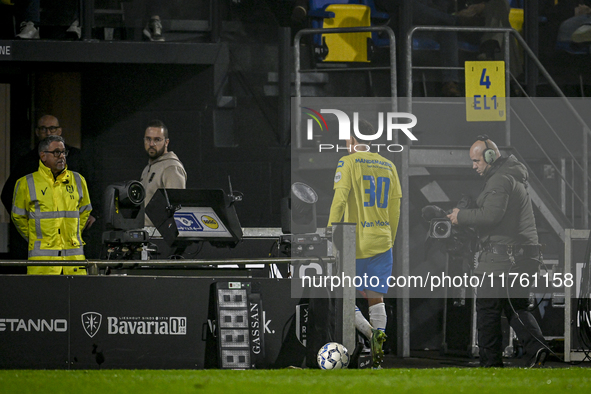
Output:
top-left (327, 151), bottom-right (402, 259)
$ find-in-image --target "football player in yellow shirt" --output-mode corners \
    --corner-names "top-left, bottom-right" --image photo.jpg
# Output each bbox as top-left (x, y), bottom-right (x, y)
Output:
top-left (327, 119), bottom-right (401, 368)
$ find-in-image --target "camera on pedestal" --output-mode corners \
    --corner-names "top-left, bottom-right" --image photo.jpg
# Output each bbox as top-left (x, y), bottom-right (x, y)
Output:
top-left (422, 199), bottom-right (478, 305)
top-left (422, 198), bottom-right (478, 356)
top-left (102, 180), bottom-right (149, 259)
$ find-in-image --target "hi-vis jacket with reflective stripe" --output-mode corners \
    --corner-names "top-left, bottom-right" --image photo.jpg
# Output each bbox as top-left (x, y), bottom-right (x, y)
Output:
top-left (11, 161), bottom-right (92, 275)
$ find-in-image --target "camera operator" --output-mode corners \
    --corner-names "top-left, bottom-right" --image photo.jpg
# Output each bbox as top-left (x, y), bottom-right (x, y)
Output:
top-left (447, 135), bottom-right (549, 368)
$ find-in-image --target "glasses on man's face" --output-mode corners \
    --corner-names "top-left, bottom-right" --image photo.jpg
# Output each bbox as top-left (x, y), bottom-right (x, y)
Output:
top-left (43, 150), bottom-right (69, 158)
top-left (37, 126), bottom-right (61, 133)
top-left (144, 136), bottom-right (165, 145)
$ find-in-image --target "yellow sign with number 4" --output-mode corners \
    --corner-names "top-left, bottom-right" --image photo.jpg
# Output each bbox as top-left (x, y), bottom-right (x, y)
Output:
top-left (465, 61), bottom-right (506, 122)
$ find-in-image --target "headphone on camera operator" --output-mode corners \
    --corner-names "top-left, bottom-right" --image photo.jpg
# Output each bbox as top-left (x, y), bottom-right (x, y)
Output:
top-left (476, 134), bottom-right (499, 166)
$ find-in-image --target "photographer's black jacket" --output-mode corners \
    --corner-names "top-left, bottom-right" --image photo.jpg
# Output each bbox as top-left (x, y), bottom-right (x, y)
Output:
top-left (457, 155), bottom-right (538, 272)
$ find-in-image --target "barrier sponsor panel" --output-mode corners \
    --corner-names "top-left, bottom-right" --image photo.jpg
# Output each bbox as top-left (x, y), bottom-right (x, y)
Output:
top-left (69, 276), bottom-right (206, 369)
top-left (0, 276), bottom-right (307, 369)
top-left (0, 276), bottom-right (70, 369)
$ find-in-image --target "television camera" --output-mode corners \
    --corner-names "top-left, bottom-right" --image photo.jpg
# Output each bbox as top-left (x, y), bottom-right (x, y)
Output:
top-left (422, 197), bottom-right (479, 307)
top-left (102, 180), bottom-right (150, 260)
top-left (421, 196), bottom-right (478, 256)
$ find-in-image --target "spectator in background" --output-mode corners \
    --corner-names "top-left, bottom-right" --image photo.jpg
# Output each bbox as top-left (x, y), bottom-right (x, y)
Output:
top-left (556, 2), bottom-right (591, 44)
top-left (139, 120), bottom-right (187, 226)
top-left (13, 0), bottom-right (167, 41)
top-left (546, 0), bottom-right (591, 42)
top-left (372, 1), bottom-right (520, 94)
top-left (142, 0), bottom-right (166, 41)
top-left (457, 0), bottom-right (523, 77)
top-left (14, 0), bottom-right (81, 39)
top-left (373, 0), bottom-right (465, 96)
top-left (290, 0), bottom-right (308, 25)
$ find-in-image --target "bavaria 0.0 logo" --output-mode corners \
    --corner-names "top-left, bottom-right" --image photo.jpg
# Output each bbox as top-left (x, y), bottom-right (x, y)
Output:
top-left (302, 108), bottom-right (418, 152)
top-left (80, 312), bottom-right (187, 336)
top-left (82, 312), bottom-right (102, 338)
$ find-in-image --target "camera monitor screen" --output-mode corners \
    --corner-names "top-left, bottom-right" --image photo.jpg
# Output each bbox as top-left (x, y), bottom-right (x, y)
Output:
top-left (145, 189), bottom-right (243, 247)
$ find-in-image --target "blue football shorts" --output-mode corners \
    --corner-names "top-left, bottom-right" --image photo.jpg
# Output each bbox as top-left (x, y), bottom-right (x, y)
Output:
top-left (355, 248), bottom-right (393, 295)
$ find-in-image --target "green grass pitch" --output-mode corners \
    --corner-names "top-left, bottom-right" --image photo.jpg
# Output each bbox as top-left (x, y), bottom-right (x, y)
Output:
top-left (1, 368), bottom-right (590, 394)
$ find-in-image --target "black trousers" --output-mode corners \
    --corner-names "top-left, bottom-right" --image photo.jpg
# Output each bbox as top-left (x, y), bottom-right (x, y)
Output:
top-left (476, 276), bottom-right (546, 367)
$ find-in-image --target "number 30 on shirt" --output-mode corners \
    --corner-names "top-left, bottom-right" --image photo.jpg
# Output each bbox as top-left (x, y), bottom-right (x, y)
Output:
top-left (363, 175), bottom-right (390, 208)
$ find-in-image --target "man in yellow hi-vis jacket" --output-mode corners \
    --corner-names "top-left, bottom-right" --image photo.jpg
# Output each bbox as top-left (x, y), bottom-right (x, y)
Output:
top-left (11, 135), bottom-right (92, 275)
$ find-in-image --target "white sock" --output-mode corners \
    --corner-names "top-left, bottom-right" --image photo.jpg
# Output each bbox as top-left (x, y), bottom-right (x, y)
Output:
top-left (369, 302), bottom-right (387, 334)
top-left (355, 306), bottom-right (373, 339)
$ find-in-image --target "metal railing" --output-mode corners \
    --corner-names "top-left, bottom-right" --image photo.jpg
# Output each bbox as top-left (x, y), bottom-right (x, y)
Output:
top-left (0, 257), bottom-right (335, 273)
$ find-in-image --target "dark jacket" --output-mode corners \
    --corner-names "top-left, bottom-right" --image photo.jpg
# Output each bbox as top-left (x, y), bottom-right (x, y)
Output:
top-left (457, 155), bottom-right (538, 273)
